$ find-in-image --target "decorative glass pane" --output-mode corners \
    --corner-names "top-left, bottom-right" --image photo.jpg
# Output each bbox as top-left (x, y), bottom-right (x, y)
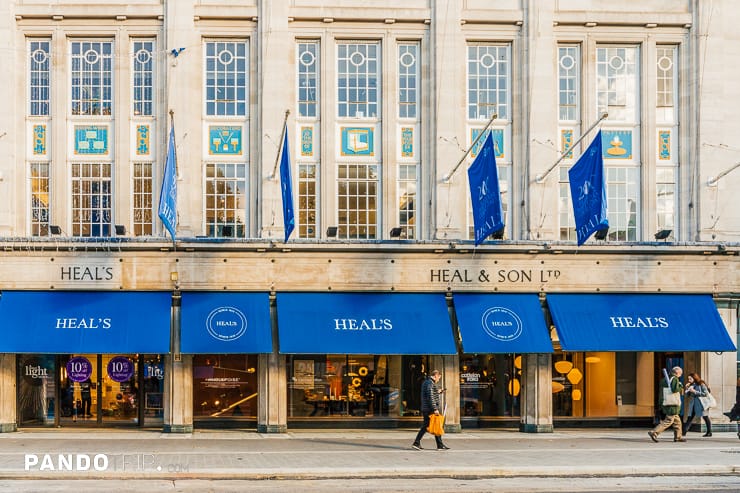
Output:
top-left (596, 46), bottom-right (638, 121)
top-left (337, 164), bottom-right (378, 239)
top-left (71, 41), bottom-right (114, 116)
top-left (558, 45), bottom-right (579, 122)
top-left (467, 45), bottom-right (509, 120)
top-left (30, 162), bottom-right (50, 236)
top-left (133, 41), bottom-right (155, 116)
top-left (205, 163), bottom-right (247, 237)
top-left (133, 162), bottom-right (153, 236)
top-left (397, 164), bottom-right (417, 239)
top-left (398, 43), bottom-right (419, 119)
top-left (205, 41), bottom-right (249, 116)
top-left (298, 163), bottom-right (317, 238)
top-left (337, 42), bottom-right (380, 119)
top-left (71, 163), bottom-right (112, 236)
top-left (29, 40), bottom-right (51, 116)
top-left (297, 41), bottom-right (319, 118)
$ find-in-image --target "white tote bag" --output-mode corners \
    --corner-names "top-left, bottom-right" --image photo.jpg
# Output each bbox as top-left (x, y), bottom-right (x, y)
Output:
top-left (662, 387), bottom-right (681, 406)
top-left (699, 393), bottom-right (717, 410)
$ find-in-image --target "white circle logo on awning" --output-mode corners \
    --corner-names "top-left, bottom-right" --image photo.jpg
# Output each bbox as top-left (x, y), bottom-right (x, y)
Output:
top-left (481, 307), bottom-right (523, 342)
top-left (206, 307), bottom-right (247, 342)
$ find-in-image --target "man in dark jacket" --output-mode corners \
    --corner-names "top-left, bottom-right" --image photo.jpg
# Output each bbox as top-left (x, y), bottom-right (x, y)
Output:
top-left (412, 369), bottom-right (449, 450)
top-left (648, 366), bottom-right (686, 443)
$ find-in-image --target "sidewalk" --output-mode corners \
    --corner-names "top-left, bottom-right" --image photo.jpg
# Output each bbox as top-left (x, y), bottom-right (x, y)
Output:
top-left (1, 428), bottom-right (739, 480)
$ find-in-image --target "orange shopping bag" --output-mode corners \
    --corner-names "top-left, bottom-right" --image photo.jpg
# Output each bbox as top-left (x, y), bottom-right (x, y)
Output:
top-left (426, 413), bottom-right (445, 436)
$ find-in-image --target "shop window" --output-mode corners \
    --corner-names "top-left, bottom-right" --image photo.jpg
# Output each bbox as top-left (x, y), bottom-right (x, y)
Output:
top-left (193, 355), bottom-right (258, 418)
top-left (287, 354), bottom-right (429, 418)
top-left (459, 354), bottom-right (520, 418)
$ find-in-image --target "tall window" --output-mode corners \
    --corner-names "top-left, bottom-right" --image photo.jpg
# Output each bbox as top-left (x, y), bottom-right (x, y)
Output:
top-left (204, 40), bottom-right (249, 238)
top-left (296, 41), bottom-right (320, 238)
top-left (205, 41), bottom-right (248, 116)
top-left (205, 163), bottom-right (247, 238)
top-left (71, 163), bottom-right (111, 236)
top-left (336, 41), bottom-right (381, 240)
top-left (597, 46), bottom-right (640, 241)
top-left (656, 46), bottom-right (678, 239)
top-left (71, 41), bottom-right (113, 116)
top-left (397, 42), bottom-right (420, 239)
top-left (558, 45), bottom-right (581, 241)
top-left (466, 43), bottom-right (511, 241)
top-left (132, 40), bottom-right (155, 236)
top-left (28, 39), bottom-right (52, 236)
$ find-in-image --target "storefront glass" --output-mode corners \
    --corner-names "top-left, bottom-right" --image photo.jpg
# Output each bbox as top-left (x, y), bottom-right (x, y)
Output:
top-left (459, 354), bottom-right (521, 418)
top-left (17, 355), bottom-right (56, 426)
top-left (287, 355), bottom-right (429, 418)
top-left (193, 355), bottom-right (259, 419)
top-left (552, 350), bottom-right (655, 417)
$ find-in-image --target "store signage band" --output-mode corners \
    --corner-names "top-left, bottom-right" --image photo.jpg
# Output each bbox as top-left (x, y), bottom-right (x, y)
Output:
top-left (430, 268), bottom-right (561, 284)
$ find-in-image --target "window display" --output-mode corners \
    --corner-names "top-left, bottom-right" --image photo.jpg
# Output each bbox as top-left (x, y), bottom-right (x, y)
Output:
top-left (459, 354), bottom-right (520, 418)
top-left (193, 355), bottom-right (258, 418)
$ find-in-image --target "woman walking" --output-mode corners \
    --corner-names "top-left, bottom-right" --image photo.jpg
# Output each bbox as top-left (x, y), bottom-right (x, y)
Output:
top-left (683, 372), bottom-right (712, 437)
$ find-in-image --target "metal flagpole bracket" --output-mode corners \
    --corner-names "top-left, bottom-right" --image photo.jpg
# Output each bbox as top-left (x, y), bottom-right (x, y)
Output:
top-left (268, 110), bottom-right (291, 181)
top-left (707, 160), bottom-right (740, 187)
top-left (535, 112), bottom-right (608, 184)
top-left (441, 113), bottom-right (498, 183)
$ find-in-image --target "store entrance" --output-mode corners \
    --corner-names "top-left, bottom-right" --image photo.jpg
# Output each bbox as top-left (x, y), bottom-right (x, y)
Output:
top-left (17, 353), bottom-right (165, 428)
top-left (59, 354), bottom-right (139, 426)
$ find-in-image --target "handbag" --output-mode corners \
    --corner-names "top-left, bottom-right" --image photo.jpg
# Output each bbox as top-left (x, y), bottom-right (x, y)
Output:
top-left (662, 387), bottom-right (681, 406)
top-left (426, 413), bottom-right (445, 436)
top-left (699, 392), bottom-right (717, 410)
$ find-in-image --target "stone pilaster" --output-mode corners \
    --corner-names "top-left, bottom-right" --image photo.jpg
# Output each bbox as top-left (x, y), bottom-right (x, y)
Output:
top-left (0, 354), bottom-right (16, 432)
top-left (520, 353), bottom-right (553, 433)
top-left (257, 352), bottom-right (287, 433)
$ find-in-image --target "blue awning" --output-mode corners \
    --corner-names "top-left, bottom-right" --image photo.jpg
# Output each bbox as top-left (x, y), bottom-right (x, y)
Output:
top-left (180, 292), bottom-right (272, 353)
top-left (453, 293), bottom-right (553, 353)
top-left (548, 294), bottom-right (736, 352)
top-left (0, 291), bottom-right (171, 353)
top-left (276, 293), bottom-right (456, 354)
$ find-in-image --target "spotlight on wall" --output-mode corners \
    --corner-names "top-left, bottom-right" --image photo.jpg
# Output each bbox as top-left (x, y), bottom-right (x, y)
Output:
top-left (221, 225), bottom-right (233, 237)
top-left (114, 225), bottom-right (126, 236)
top-left (389, 227), bottom-right (403, 238)
top-left (594, 228), bottom-right (609, 240)
top-left (492, 227), bottom-right (505, 240)
top-left (654, 229), bottom-right (672, 240)
top-left (49, 225), bottom-right (62, 235)
top-left (326, 226), bottom-right (338, 238)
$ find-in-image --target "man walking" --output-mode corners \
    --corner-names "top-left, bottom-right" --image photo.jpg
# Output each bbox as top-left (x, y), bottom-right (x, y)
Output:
top-left (649, 366), bottom-right (686, 443)
top-left (412, 369), bottom-right (450, 450)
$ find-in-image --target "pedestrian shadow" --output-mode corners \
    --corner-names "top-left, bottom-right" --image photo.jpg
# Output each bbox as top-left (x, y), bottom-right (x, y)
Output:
top-left (303, 438), bottom-right (411, 450)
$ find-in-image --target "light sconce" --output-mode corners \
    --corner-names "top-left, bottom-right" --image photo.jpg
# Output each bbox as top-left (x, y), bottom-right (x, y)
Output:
top-left (389, 227), bottom-right (403, 238)
top-left (49, 225), bottom-right (62, 235)
top-left (326, 226), bottom-right (338, 238)
top-left (114, 224), bottom-right (126, 235)
top-left (594, 228), bottom-right (609, 240)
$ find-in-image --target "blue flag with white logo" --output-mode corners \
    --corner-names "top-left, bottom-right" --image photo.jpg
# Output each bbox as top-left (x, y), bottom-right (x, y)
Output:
top-left (279, 128), bottom-right (295, 242)
top-left (568, 130), bottom-right (608, 246)
top-left (158, 125), bottom-right (177, 242)
top-left (468, 132), bottom-right (504, 245)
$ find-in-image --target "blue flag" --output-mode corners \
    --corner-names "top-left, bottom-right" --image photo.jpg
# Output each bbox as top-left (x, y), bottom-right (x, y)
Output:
top-left (568, 130), bottom-right (608, 246)
top-left (279, 128), bottom-right (295, 242)
top-left (468, 132), bottom-right (504, 246)
top-left (158, 125), bottom-right (177, 242)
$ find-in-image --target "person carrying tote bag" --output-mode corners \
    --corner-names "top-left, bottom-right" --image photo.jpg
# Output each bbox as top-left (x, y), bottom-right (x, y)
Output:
top-left (648, 366), bottom-right (686, 442)
top-left (683, 372), bottom-right (713, 437)
top-left (411, 370), bottom-right (450, 450)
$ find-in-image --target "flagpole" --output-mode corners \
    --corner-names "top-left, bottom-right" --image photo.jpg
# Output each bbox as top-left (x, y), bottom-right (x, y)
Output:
top-left (535, 112), bottom-right (608, 183)
top-left (441, 112), bottom-right (497, 183)
top-left (269, 110), bottom-right (290, 180)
